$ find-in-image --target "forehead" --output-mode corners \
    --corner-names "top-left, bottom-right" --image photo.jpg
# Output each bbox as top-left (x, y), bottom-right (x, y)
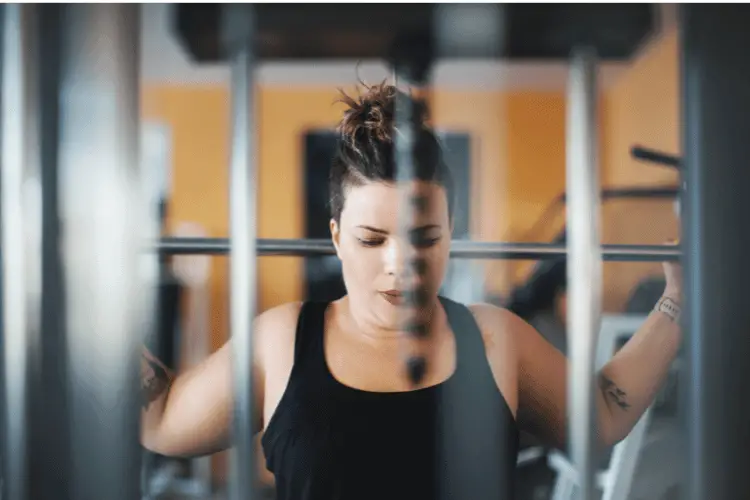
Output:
top-left (340, 181), bottom-right (449, 227)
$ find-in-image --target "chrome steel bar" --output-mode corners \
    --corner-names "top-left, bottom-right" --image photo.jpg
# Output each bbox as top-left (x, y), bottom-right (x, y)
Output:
top-left (682, 6), bottom-right (750, 499)
top-left (59, 5), bottom-right (142, 500)
top-left (1, 5), bottom-right (40, 500)
top-left (565, 48), bottom-right (601, 500)
top-left (393, 57), bottom-right (425, 386)
top-left (222, 5), bottom-right (258, 500)
top-left (157, 237), bottom-right (680, 261)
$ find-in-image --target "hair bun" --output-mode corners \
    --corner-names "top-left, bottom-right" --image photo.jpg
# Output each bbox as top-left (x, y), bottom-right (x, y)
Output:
top-left (336, 81), bottom-right (399, 144)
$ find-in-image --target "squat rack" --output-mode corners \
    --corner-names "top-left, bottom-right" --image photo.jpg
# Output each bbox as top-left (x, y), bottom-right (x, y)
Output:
top-left (2, 4), bottom-right (749, 500)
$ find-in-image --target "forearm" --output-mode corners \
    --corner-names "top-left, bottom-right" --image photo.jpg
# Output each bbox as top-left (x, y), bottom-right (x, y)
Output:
top-left (596, 295), bottom-right (682, 445)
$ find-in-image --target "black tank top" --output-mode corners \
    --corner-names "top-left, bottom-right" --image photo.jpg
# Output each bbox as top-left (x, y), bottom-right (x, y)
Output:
top-left (261, 297), bottom-right (519, 500)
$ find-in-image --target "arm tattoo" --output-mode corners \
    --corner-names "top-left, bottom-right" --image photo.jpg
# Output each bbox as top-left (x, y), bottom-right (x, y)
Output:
top-left (141, 353), bottom-right (172, 411)
top-left (598, 374), bottom-right (631, 411)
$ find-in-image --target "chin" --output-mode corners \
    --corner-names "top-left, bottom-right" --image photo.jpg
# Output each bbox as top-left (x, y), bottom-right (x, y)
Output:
top-left (378, 300), bottom-right (436, 328)
top-left (373, 304), bottom-right (402, 328)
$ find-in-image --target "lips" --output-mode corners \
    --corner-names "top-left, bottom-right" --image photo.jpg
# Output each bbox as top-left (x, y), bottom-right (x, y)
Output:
top-left (379, 290), bottom-right (404, 305)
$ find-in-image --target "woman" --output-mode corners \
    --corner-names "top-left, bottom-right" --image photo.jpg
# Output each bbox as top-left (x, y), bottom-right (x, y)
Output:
top-left (140, 83), bottom-right (683, 500)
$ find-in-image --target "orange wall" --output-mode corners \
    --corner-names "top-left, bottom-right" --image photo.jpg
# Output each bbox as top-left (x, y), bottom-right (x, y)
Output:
top-left (142, 88), bottom-right (231, 354)
top-left (601, 28), bottom-right (681, 311)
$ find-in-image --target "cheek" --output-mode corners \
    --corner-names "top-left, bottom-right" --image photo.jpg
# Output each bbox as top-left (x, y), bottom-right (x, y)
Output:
top-left (420, 245), bottom-right (450, 289)
top-left (339, 241), bottom-right (381, 280)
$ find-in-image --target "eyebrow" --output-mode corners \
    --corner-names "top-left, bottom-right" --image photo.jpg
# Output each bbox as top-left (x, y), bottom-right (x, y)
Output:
top-left (356, 224), bottom-right (441, 234)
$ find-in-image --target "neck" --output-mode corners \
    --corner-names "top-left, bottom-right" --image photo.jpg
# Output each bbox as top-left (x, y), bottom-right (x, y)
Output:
top-left (338, 295), bottom-right (442, 343)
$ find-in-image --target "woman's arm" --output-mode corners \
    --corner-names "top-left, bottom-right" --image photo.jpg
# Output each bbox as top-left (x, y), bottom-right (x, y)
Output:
top-left (595, 293), bottom-right (681, 444)
top-left (478, 262), bottom-right (682, 449)
top-left (140, 339), bottom-right (243, 458)
top-left (140, 301), bottom-right (301, 458)
top-left (595, 262), bottom-right (682, 444)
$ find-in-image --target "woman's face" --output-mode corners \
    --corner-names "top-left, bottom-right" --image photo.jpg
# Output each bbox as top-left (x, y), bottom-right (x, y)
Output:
top-left (330, 180), bottom-right (452, 331)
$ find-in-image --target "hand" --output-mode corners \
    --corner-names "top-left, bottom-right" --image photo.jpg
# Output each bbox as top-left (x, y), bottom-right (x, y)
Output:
top-left (662, 239), bottom-right (683, 303)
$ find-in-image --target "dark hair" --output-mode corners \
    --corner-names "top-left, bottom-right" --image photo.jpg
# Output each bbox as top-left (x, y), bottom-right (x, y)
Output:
top-left (329, 81), bottom-right (455, 222)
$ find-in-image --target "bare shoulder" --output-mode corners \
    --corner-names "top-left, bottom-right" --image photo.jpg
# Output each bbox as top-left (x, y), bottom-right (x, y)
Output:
top-left (255, 301), bottom-right (304, 365)
top-left (466, 301), bottom-right (560, 363)
top-left (467, 302), bottom-right (528, 347)
top-left (255, 301), bottom-right (304, 337)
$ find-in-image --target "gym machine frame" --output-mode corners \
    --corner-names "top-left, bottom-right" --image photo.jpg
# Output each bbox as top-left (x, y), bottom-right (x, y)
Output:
top-left (4, 4), bottom-right (750, 500)
top-left (1, 4), bottom-right (146, 500)
top-left (681, 5), bottom-right (750, 500)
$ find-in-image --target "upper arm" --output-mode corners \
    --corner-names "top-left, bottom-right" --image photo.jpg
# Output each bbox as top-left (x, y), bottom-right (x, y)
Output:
top-left (511, 311), bottom-right (568, 448)
top-left (153, 301), bottom-right (302, 458)
top-left (470, 303), bottom-right (568, 449)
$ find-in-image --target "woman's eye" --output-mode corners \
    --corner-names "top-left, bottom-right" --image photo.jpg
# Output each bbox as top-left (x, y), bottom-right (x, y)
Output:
top-left (356, 233), bottom-right (440, 249)
top-left (358, 238), bottom-right (384, 247)
top-left (413, 236), bottom-right (441, 249)
top-left (410, 230), bottom-right (442, 249)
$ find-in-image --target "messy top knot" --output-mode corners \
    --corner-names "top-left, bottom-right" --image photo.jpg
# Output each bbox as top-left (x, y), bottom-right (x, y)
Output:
top-left (336, 81), bottom-right (398, 143)
top-left (336, 81), bottom-right (430, 144)
top-left (329, 81), bottom-right (454, 223)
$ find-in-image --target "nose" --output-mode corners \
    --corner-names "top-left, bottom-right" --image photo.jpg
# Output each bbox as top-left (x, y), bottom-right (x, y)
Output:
top-left (383, 238), bottom-right (416, 278)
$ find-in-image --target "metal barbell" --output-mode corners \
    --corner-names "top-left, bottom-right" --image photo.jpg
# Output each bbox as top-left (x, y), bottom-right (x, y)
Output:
top-left (157, 237), bottom-right (681, 262)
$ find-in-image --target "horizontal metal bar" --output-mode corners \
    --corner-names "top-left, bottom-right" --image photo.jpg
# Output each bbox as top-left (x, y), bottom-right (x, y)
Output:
top-left (560, 186), bottom-right (680, 203)
top-left (537, 184), bottom-right (680, 209)
top-left (158, 237), bottom-right (680, 261)
top-left (631, 145), bottom-right (682, 169)
top-left (600, 186), bottom-right (680, 200)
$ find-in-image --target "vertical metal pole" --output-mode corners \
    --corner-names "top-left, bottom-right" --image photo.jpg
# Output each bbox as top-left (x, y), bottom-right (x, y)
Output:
top-left (222, 5), bottom-right (258, 500)
top-left (1, 4), bottom-right (40, 500)
top-left (681, 5), bottom-right (750, 499)
top-left (58, 5), bottom-right (142, 500)
top-left (33, 6), bottom-right (70, 498)
top-left (393, 65), bottom-right (423, 382)
top-left (565, 48), bottom-right (602, 500)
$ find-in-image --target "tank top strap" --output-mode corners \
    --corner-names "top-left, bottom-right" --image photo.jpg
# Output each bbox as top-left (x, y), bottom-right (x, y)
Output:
top-left (293, 300), bottom-right (330, 367)
top-left (438, 296), bottom-right (493, 378)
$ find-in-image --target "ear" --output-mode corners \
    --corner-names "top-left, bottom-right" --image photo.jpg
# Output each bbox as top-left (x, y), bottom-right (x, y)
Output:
top-left (330, 218), bottom-right (342, 258)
